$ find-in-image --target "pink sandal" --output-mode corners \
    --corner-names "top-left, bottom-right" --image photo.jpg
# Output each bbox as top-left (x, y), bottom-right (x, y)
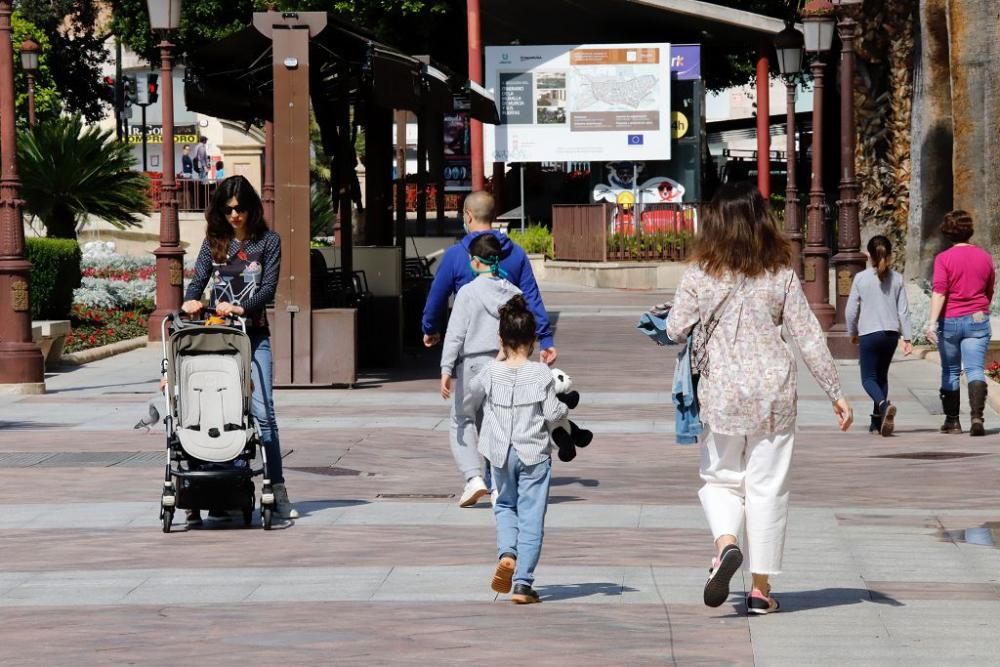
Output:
top-left (746, 587), bottom-right (780, 615)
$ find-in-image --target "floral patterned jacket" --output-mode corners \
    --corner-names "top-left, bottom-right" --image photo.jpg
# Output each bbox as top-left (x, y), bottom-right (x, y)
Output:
top-left (665, 265), bottom-right (843, 435)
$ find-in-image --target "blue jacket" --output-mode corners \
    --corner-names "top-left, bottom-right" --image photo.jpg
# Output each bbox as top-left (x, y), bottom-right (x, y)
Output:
top-left (635, 311), bottom-right (701, 445)
top-left (422, 230), bottom-right (554, 350)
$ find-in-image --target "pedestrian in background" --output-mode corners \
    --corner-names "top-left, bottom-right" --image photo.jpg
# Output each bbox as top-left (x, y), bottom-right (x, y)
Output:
top-left (423, 191), bottom-right (557, 506)
top-left (193, 136), bottom-right (209, 182)
top-left (439, 233), bottom-right (522, 508)
top-left (215, 160), bottom-right (225, 181)
top-left (846, 235), bottom-right (913, 436)
top-left (468, 294), bottom-right (568, 604)
top-left (926, 210), bottom-right (996, 436)
top-left (666, 182), bottom-right (852, 615)
top-left (181, 145), bottom-right (193, 178)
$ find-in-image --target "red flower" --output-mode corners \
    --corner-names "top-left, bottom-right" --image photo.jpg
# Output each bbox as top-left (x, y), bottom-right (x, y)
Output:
top-left (89, 335), bottom-right (97, 345)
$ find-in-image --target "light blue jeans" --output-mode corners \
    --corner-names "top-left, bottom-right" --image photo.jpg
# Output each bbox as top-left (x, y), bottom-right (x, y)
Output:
top-left (938, 314), bottom-right (992, 391)
top-left (250, 334), bottom-right (283, 484)
top-left (493, 446), bottom-right (552, 587)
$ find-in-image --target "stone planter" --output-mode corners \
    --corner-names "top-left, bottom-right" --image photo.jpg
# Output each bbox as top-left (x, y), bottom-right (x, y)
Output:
top-left (31, 320), bottom-right (71, 368)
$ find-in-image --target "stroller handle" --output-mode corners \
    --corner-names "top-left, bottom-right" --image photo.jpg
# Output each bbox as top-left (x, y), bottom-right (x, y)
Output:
top-left (165, 306), bottom-right (247, 333)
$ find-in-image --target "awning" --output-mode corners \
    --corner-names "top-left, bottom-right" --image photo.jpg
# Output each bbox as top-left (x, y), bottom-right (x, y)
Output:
top-left (184, 13), bottom-right (499, 125)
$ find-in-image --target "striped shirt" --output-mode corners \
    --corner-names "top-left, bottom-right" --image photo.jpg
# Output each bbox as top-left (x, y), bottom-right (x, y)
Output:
top-left (468, 360), bottom-right (569, 468)
top-left (185, 231), bottom-right (281, 333)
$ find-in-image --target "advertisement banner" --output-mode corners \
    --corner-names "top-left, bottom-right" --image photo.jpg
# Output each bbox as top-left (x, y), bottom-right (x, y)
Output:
top-left (484, 43), bottom-right (671, 164)
top-left (443, 112), bottom-right (472, 192)
top-left (127, 124), bottom-right (199, 145)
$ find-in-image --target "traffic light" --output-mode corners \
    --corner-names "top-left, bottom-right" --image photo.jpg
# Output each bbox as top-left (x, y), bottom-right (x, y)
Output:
top-left (146, 73), bottom-right (158, 105)
top-left (123, 74), bottom-right (138, 105)
top-left (102, 75), bottom-right (115, 104)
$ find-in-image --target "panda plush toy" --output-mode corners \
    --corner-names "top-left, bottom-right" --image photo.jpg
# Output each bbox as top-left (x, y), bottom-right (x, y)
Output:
top-left (549, 368), bottom-right (593, 462)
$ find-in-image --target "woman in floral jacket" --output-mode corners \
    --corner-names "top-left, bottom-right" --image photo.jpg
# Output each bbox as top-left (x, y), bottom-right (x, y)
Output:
top-left (666, 182), bottom-right (853, 615)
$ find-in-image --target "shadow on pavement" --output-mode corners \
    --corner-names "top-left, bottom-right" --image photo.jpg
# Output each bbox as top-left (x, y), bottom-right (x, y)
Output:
top-left (537, 582), bottom-right (638, 601)
top-left (291, 499), bottom-right (370, 517)
top-left (548, 495), bottom-right (585, 504)
top-left (720, 587), bottom-right (903, 615)
top-left (551, 476), bottom-right (600, 488)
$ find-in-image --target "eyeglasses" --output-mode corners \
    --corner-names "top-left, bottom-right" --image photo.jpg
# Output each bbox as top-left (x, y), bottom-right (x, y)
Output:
top-left (223, 205), bottom-right (247, 216)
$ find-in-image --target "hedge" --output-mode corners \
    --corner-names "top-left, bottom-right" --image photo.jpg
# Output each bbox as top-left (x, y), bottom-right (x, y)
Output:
top-left (25, 237), bottom-right (81, 320)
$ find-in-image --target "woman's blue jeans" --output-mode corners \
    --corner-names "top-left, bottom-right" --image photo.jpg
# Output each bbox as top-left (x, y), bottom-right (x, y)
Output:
top-left (493, 447), bottom-right (552, 587)
top-left (859, 331), bottom-right (899, 412)
top-left (938, 314), bottom-right (992, 391)
top-left (250, 334), bottom-right (283, 484)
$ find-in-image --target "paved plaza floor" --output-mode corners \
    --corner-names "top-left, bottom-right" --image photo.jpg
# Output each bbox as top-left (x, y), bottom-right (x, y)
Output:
top-left (3, 283), bottom-right (1000, 665)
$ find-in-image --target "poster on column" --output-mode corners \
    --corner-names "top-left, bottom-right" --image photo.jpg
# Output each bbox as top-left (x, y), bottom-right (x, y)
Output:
top-left (484, 43), bottom-right (671, 164)
top-left (443, 112), bottom-right (472, 192)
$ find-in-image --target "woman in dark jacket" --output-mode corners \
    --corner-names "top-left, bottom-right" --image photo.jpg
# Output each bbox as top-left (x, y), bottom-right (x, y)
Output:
top-left (181, 175), bottom-right (297, 523)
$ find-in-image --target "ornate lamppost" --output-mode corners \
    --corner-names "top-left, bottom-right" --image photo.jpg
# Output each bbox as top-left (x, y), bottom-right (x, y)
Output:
top-left (147, 0), bottom-right (184, 342)
top-left (827, 0), bottom-right (867, 358)
top-left (801, 0), bottom-right (836, 330)
top-left (0, 0), bottom-right (44, 392)
top-left (773, 22), bottom-right (805, 277)
top-left (20, 38), bottom-right (38, 127)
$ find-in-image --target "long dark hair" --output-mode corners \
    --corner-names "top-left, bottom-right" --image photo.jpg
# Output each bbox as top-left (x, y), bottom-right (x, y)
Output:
top-left (867, 235), bottom-right (892, 280)
top-left (205, 175), bottom-right (267, 263)
top-left (690, 181), bottom-right (791, 278)
top-left (498, 294), bottom-right (535, 353)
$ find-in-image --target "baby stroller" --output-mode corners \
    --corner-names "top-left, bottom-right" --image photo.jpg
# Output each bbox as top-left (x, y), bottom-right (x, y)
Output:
top-left (158, 309), bottom-right (277, 532)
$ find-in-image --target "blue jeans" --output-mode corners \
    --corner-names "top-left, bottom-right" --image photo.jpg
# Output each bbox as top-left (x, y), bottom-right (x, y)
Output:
top-left (859, 331), bottom-right (899, 411)
top-left (939, 314), bottom-right (991, 391)
top-left (493, 447), bottom-right (552, 587)
top-left (250, 334), bottom-right (283, 484)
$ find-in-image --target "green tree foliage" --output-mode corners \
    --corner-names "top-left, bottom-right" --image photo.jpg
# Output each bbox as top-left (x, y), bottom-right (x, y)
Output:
top-left (18, 1), bottom-right (112, 121)
top-left (18, 116), bottom-right (151, 239)
top-left (12, 13), bottom-right (60, 124)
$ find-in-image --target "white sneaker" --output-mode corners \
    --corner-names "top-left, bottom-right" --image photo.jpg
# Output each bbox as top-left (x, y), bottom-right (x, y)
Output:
top-left (459, 476), bottom-right (489, 507)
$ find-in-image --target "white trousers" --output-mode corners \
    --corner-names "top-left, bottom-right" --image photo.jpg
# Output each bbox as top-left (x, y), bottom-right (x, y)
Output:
top-left (698, 426), bottom-right (795, 575)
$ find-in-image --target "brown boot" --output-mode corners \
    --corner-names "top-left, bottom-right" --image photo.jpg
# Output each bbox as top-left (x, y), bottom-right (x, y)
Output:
top-left (969, 381), bottom-right (987, 437)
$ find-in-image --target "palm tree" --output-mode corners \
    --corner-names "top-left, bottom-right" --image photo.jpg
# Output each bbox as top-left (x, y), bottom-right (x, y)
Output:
top-left (18, 115), bottom-right (150, 239)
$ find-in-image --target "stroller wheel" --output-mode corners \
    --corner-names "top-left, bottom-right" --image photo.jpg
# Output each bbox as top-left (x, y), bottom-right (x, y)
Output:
top-left (262, 507), bottom-right (273, 530)
top-left (162, 509), bottom-right (174, 533)
top-left (243, 507), bottom-right (253, 527)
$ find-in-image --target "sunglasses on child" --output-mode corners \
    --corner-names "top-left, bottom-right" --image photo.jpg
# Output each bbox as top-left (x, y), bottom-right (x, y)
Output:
top-left (223, 205), bottom-right (247, 216)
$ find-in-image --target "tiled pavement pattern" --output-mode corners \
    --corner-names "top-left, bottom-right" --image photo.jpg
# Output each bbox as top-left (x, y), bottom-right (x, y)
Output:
top-left (3, 283), bottom-right (1000, 665)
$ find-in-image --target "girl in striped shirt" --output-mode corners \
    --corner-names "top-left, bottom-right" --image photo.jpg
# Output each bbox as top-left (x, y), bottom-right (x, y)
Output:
top-left (468, 295), bottom-right (568, 604)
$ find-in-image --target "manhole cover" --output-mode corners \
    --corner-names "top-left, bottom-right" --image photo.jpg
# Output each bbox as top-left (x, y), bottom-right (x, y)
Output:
top-left (872, 452), bottom-right (988, 460)
top-left (376, 493), bottom-right (454, 499)
top-left (287, 466), bottom-right (374, 477)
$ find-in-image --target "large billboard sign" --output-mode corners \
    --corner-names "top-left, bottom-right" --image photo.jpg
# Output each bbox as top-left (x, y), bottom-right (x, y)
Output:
top-left (484, 43), bottom-right (671, 164)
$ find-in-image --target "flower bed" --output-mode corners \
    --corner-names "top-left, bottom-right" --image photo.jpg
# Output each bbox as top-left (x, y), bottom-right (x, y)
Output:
top-left (65, 246), bottom-right (196, 354)
top-left (64, 305), bottom-right (149, 354)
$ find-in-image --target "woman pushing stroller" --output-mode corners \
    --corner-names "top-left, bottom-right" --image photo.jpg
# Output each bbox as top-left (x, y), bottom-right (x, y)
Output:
top-left (181, 175), bottom-right (298, 524)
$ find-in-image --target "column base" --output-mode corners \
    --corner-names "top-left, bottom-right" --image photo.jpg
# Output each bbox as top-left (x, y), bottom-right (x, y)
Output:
top-left (827, 328), bottom-right (860, 359)
top-left (0, 342), bottom-right (45, 386)
top-left (0, 382), bottom-right (45, 395)
top-left (809, 303), bottom-right (836, 331)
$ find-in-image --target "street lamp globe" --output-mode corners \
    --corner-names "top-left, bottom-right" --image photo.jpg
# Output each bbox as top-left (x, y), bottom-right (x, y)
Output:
top-left (146, 0), bottom-right (182, 30)
top-left (802, 0), bottom-right (836, 53)
top-left (19, 38), bottom-right (38, 71)
top-left (773, 24), bottom-right (804, 77)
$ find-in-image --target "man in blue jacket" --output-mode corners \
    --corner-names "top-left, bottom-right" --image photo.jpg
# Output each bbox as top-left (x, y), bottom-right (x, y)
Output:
top-left (422, 191), bottom-right (556, 362)
top-left (422, 190), bottom-right (557, 506)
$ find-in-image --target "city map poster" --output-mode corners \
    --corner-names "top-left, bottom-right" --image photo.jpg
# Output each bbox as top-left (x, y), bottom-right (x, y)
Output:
top-left (484, 43), bottom-right (671, 164)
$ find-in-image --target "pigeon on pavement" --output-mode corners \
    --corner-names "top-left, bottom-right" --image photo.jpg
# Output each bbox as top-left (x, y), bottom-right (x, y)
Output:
top-left (134, 401), bottom-right (161, 433)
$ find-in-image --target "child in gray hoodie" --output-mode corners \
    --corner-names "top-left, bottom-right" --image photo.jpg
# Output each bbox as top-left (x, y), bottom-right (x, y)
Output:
top-left (440, 234), bottom-right (523, 507)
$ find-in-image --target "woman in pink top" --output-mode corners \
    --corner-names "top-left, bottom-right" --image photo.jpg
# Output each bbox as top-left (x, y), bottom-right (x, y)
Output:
top-left (666, 183), bottom-right (853, 615)
top-left (926, 210), bottom-right (996, 436)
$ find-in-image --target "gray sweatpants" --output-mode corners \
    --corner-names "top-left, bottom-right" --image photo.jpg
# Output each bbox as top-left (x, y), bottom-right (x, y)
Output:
top-left (450, 353), bottom-right (493, 481)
